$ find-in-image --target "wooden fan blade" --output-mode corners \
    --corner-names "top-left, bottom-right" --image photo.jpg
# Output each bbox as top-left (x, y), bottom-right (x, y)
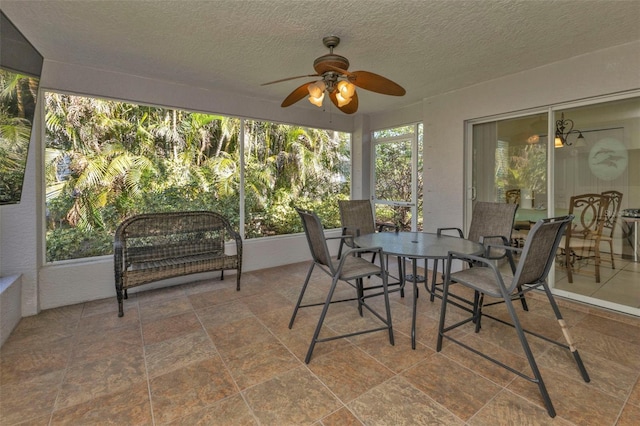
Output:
top-left (262, 74), bottom-right (319, 86)
top-left (281, 82), bottom-right (314, 107)
top-left (348, 70), bottom-right (406, 96)
top-left (329, 90), bottom-right (358, 114)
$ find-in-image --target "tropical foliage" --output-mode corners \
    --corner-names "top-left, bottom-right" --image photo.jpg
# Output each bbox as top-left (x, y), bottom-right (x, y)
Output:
top-left (45, 93), bottom-right (350, 262)
top-left (0, 69), bottom-right (38, 204)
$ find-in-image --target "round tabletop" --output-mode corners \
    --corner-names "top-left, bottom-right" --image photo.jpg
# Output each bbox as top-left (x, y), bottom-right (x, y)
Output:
top-left (354, 231), bottom-right (485, 259)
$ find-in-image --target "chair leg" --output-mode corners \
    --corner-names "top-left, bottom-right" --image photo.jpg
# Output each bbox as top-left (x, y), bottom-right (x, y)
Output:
top-left (430, 259), bottom-right (441, 302)
top-left (356, 278), bottom-right (364, 316)
top-left (608, 240), bottom-right (615, 269)
top-left (289, 263), bottom-right (315, 329)
top-left (397, 256), bottom-right (405, 297)
top-left (502, 291), bottom-right (556, 418)
top-left (436, 260), bottom-right (453, 351)
top-left (566, 249), bottom-right (574, 284)
top-left (381, 268), bottom-right (395, 345)
top-left (541, 283), bottom-right (590, 383)
top-left (594, 246), bottom-right (601, 283)
top-left (473, 291), bottom-right (483, 333)
top-left (305, 275), bottom-right (341, 364)
top-left (516, 284), bottom-right (529, 311)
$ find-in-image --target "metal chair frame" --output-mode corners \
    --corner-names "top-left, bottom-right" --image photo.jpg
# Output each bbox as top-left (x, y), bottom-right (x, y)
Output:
top-left (290, 208), bottom-right (394, 363)
top-left (430, 202), bottom-right (525, 312)
top-left (338, 199), bottom-right (404, 298)
top-left (437, 215), bottom-right (590, 418)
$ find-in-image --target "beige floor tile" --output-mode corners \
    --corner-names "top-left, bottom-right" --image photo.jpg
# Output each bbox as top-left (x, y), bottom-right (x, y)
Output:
top-left (150, 355), bottom-right (237, 424)
top-left (402, 352), bottom-right (503, 421)
top-left (164, 394), bottom-right (257, 425)
top-left (307, 345), bottom-right (394, 402)
top-left (141, 310), bottom-right (203, 345)
top-left (50, 382), bottom-right (152, 425)
top-left (242, 366), bottom-right (341, 425)
top-left (144, 330), bottom-right (217, 378)
top-left (56, 354), bottom-right (147, 410)
top-left (507, 365), bottom-right (623, 425)
top-left (348, 376), bottom-right (464, 425)
top-left (468, 390), bottom-right (573, 425)
top-left (1, 259), bottom-right (638, 426)
top-left (319, 407), bottom-right (363, 426)
top-left (221, 338), bottom-right (300, 389)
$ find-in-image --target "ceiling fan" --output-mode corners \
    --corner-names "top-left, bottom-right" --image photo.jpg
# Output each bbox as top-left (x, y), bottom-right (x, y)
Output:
top-left (262, 36), bottom-right (406, 114)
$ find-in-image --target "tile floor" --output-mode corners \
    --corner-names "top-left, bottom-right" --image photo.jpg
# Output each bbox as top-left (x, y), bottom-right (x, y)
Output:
top-left (553, 254), bottom-right (640, 309)
top-left (1, 260), bottom-right (639, 425)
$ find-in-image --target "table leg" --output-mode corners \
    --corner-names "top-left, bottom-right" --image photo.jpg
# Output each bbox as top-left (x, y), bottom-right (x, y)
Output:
top-left (411, 258), bottom-right (418, 349)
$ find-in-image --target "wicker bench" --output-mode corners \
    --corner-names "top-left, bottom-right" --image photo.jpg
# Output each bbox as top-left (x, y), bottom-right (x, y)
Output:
top-left (114, 211), bottom-right (242, 317)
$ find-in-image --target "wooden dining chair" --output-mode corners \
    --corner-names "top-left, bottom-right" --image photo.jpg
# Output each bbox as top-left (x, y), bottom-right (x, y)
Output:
top-left (505, 189), bottom-right (521, 205)
top-left (600, 190), bottom-right (623, 269)
top-left (561, 193), bottom-right (609, 283)
top-left (437, 215), bottom-right (590, 418)
top-left (290, 207), bottom-right (394, 363)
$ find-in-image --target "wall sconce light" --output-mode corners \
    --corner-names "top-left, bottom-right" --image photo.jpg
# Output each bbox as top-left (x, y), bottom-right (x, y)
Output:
top-left (555, 112), bottom-right (585, 148)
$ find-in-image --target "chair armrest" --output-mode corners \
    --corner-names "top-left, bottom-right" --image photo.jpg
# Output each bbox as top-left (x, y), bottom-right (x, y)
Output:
top-left (447, 250), bottom-right (496, 269)
top-left (337, 246), bottom-right (385, 270)
top-left (376, 221), bottom-right (398, 232)
top-left (485, 243), bottom-right (520, 273)
top-left (437, 227), bottom-right (464, 238)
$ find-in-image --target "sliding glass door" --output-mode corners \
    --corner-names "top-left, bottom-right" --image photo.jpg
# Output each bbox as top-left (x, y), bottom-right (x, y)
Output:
top-left (468, 95), bottom-right (640, 315)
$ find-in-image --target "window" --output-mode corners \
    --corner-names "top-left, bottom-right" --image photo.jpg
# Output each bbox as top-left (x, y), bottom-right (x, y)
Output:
top-left (44, 92), bottom-right (350, 262)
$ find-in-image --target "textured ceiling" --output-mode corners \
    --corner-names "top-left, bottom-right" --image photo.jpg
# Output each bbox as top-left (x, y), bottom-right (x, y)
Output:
top-left (2, 0), bottom-right (639, 116)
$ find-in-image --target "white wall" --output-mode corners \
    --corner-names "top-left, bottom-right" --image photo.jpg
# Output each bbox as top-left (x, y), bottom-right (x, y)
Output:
top-left (1, 41), bottom-right (639, 318)
top-left (415, 41), bottom-right (640, 233)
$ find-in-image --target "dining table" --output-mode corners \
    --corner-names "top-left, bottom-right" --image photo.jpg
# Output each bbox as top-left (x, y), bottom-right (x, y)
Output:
top-left (354, 231), bottom-right (485, 349)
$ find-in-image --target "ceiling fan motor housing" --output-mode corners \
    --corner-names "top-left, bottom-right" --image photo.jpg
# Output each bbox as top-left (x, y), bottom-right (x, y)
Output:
top-left (313, 54), bottom-right (350, 74)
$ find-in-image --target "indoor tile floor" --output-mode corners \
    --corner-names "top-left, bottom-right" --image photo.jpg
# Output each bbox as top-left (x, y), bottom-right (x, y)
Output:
top-left (554, 254), bottom-right (640, 309)
top-left (1, 260), bottom-right (639, 425)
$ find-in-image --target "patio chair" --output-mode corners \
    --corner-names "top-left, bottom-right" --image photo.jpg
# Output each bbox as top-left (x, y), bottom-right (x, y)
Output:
top-left (290, 208), bottom-right (394, 363)
top-left (561, 193), bottom-right (609, 283)
top-left (600, 190), bottom-right (623, 269)
top-left (338, 199), bottom-right (404, 297)
top-left (432, 202), bottom-right (525, 311)
top-left (437, 215), bottom-right (590, 418)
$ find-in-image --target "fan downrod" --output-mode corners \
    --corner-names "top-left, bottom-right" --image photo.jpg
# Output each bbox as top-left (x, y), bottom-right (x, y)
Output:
top-left (314, 36), bottom-right (349, 74)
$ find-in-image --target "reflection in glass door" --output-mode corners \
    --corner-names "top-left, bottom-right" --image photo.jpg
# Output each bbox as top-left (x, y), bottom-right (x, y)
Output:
top-left (471, 113), bottom-right (548, 207)
top-left (372, 124), bottom-right (423, 231)
top-left (469, 96), bottom-right (640, 316)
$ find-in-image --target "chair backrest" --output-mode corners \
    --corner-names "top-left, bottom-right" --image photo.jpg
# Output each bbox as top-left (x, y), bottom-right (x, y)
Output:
top-left (338, 200), bottom-right (377, 241)
top-left (601, 190), bottom-right (623, 238)
top-left (566, 193), bottom-right (609, 240)
top-left (513, 215), bottom-right (573, 290)
top-left (505, 189), bottom-right (521, 205)
top-left (468, 202), bottom-right (518, 257)
top-left (296, 207), bottom-right (335, 272)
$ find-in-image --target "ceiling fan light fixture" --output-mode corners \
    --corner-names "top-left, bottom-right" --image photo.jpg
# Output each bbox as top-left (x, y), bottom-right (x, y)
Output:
top-left (335, 91), bottom-right (352, 107)
top-left (307, 80), bottom-right (326, 98)
top-left (308, 92), bottom-right (325, 107)
top-left (337, 80), bottom-right (355, 98)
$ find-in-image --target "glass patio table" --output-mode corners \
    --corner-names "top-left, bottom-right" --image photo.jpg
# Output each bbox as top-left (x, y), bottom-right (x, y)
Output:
top-left (354, 231), bottom-right (485, 349)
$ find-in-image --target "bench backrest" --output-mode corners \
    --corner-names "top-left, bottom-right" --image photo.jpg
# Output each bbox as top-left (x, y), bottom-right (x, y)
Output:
top-left (114, 211), bottom-right (240, 263)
